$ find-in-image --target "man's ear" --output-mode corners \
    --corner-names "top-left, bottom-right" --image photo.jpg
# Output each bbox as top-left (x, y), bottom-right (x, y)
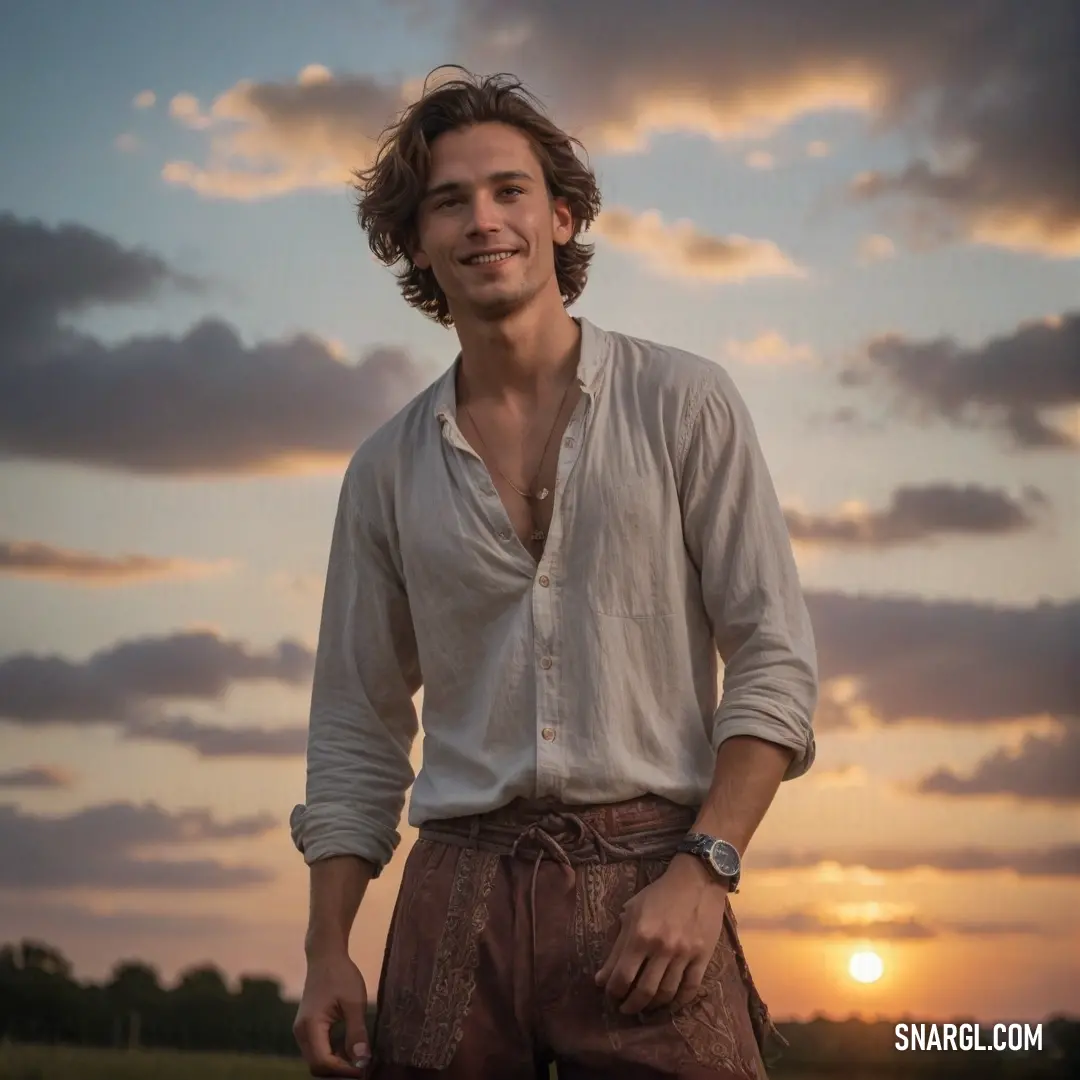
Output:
top-left (407, 223), bottom-right (431, 270)
top-left (552, 196), bottom-right (574, 246)
top-left (411, 242), bottom-right (431, 270)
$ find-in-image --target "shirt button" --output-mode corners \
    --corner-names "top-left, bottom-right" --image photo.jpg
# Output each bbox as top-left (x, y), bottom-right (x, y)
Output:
top-left (563, 437), bottom-right (575, 448)
top-left (538, 574), bottom-right (550, 587)
top-left (541, 727), bottom-right (556, 742)
top-left (499, 528), bottom-right (512, 541)
top-left (539, 656), bottom-right (552, 670)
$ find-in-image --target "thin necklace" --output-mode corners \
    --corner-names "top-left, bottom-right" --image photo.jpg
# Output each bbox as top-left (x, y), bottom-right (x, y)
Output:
top-left (461, 376), bottom-right (574, 502)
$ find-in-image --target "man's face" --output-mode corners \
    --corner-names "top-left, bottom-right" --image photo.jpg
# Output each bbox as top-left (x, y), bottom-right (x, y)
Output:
top-left (412, 122), bottom-right (574, 324)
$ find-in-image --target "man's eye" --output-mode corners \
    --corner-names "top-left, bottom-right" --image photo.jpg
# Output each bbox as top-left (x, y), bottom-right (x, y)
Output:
top-left (502, 187), bottom-right (524, 196)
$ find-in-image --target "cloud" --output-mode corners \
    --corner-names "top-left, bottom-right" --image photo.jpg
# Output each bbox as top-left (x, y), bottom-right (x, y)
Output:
top-left (156, 7), bottom-right (1078, 256)
top-left (0, 214), bottom-right (431, 476)
top-left (857, 233), bottom-right (895, 263)
top-left (806, 140), bottom-right (830, 158)
top-left (114, 133), bottom-right (139, 154)
top-left (594, 208), bottom-right (803, 281)
top-left (161, 67), bottom-right (410, 200)
top-left (132, 90), bottom-right (156, 110)
top-left (122, 714), bottom-right (308, 758)
top-left (785, 483), bottom-right (1047, 548)
top-left (0, 766), bottom-right (73, 790)
top-left (747, 844), bottom-right (1080, 879)
top-left (453, 0), bottom-right (1080, 256)
top-left (168, 92), bottom-right (211, 129)
top-left (739, 911), bottom-right (1039, 940)
top-left (726, 331), bottom-right (816, 366)
top-left (0, 629), bottom-right (313, 725)
top-left (0, 802), bottom-right (275, 890)
top-left (745, 150), bottom-right (775, 171)
top-left (0, 539), bottom-right (234, 586)
top-left (804, 591), bottom-right (1078, 727)
top-left (842, 312), bottom-right (1080, 450)
top-left (0, 212), bottom-right (199, 343)
top-left (917, 725), bottom-right (1080, 805)
top-left (812, 764), bottom-right (868, 789)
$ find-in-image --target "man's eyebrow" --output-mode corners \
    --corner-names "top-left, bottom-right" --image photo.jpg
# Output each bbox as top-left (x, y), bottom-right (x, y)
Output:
top-left (424, 170), bottom-right (535, 200)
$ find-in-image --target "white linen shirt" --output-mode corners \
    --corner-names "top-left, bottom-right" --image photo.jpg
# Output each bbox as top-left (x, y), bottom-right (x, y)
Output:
top-left (290, 316), bottom-right (818, 875)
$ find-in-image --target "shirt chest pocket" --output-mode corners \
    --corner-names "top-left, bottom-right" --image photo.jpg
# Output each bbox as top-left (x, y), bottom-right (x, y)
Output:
top-left (578, 479), bottom-right (679, 620)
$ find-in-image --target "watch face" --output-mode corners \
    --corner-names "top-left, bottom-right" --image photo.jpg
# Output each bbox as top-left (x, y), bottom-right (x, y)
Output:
top-left (708, 841), bottom-right (740, 878)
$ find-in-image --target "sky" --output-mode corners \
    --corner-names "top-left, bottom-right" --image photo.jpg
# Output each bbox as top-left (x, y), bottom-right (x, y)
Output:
top-left (1, 0), bottom-right (1078, 1025)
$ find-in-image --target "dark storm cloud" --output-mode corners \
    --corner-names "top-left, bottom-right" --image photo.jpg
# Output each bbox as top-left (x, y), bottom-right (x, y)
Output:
top-left (0, 214), bottom-right (431, 475)
top-left (840, 313), bottom-right (1080, 450)
top-left (123, 714), bottom-right (308, 758)
top-left (0, 766), bottom-right (73, 790)
top-left (0, 630), bottom-right (313, 724)
top-left (0, 802), bottom-right (276, 889)
top-left (917, 725), bottom-right (1080, 805)
top-left (804, 591), bottom-right (1079, 726)
top-left (455, 0), bottom-right (1080, 255)
top-left (785, 483), bottom-right (1047, 547)
top-left (747, 844), bottom-right (1080, 878)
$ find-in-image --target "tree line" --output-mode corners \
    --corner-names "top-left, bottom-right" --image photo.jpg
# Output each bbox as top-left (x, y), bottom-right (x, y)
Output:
top-left (0, 938), bottom-right (376, 1057)
top-left (2, 937), bottom-right (1077, 1075)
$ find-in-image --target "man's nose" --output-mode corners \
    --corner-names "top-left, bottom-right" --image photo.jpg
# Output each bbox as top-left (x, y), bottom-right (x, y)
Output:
top-left (465, 194), bottom-right (502, 234)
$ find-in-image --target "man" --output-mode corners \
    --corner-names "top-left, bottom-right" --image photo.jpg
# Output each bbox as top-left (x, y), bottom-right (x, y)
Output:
top-left (290, 67), bottom-right (818, 1080)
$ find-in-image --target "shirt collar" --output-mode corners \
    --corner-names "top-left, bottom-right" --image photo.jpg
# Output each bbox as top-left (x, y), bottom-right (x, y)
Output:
top-left (433, 315), bottom-right (609, 426)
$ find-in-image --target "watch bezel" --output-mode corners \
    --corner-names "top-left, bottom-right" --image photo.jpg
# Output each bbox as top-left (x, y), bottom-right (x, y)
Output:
top-left (678, 832), bottom-right (742, 891)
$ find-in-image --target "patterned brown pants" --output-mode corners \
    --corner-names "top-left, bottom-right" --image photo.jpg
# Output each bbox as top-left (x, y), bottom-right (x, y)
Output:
top-left (370, 795), bottom-right (780, 1079)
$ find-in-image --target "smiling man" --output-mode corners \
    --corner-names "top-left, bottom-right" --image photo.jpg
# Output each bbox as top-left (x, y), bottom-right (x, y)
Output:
top-left (289, 67), bottom-right (818, 1080)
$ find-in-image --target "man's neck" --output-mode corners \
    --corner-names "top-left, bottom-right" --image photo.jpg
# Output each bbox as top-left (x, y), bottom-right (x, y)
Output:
top-left (455, 298), bottom-right (581, 405)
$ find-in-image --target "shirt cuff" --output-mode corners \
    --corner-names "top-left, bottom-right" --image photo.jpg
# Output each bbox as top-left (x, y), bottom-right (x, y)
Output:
top-left (289, 802), bottom-right (400, 877)
top-left (710, 714), bottom-right (816, 781)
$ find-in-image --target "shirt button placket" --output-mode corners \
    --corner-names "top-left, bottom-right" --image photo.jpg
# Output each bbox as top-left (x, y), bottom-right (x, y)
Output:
top-left (533, 550), bottom-right (559, 793)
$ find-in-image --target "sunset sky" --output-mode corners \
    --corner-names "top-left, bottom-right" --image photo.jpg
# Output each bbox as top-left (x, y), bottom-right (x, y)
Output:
top-left (1, 0), bottom-right (1077, 1025)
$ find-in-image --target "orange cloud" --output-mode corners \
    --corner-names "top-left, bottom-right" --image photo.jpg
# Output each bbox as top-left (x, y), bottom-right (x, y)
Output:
top-left (857, 233), bottom-right (895, 263)
top-left (162, 67), bottom-right (409, 200)
top-left (0, 540), bottom-right (234, 586)
top-left (726, 331), bottom-right (816, 365)
top-left (594, 207), bottom-right (804, 281)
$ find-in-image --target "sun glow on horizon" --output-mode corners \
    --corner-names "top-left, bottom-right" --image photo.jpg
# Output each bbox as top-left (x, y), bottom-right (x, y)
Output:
top-left (848, 950), bottom-right (884, 984)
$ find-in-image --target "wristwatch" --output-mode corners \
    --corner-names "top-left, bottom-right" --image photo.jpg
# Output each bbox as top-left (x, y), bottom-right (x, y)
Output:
top-left (676, 832), bottom-right (742, 892)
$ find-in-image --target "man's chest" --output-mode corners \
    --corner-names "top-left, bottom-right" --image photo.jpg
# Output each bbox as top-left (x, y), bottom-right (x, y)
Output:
top-left (396, 409), bottom-right (687, 622)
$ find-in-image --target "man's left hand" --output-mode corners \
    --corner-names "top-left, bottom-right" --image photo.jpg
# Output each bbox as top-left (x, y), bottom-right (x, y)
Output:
top-left (594, 854), bottom-right (729, 1015)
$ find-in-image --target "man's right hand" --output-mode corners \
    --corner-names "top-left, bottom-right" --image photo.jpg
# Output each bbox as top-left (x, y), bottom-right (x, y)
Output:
top-left (293, 952), bottom-right (372, 1077)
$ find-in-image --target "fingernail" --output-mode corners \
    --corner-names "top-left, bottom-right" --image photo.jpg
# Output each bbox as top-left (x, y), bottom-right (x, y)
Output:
top-left (352, 1043), bottom-right (371, 1065)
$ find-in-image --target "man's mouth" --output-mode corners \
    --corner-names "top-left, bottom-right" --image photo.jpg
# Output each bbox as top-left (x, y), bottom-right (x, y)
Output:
top-left (463, 250), bottom-right (517, 266)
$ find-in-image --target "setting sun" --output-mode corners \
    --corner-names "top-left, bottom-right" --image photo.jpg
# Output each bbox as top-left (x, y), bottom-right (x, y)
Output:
top-left (848, 950), bottom-right (884, 984)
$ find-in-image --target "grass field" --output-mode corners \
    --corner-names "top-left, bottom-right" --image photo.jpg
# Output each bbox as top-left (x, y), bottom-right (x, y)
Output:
top-left (0, 1045), bottom-right (561, 1079)
top-left (0, 1044), bottom-right (312, 1080)
top-left (0, 1045), bottom-right (572, 1080)
top-left (5, 1042), bottom-right (1049, 1079)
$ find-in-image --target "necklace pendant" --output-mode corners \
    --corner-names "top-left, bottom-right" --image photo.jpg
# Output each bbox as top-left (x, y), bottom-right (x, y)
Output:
top-left (531, 529), bottom-right (545, 542)
top-left (534, 487), bottom-right (550, 501)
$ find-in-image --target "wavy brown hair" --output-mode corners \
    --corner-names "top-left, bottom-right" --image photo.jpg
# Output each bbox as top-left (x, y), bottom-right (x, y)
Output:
top-left (353, 67), bottom-right (602, 327)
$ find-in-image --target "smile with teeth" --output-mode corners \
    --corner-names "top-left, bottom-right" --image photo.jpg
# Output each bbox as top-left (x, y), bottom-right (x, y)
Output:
top-left (466, 251), bottom-right (516, 265)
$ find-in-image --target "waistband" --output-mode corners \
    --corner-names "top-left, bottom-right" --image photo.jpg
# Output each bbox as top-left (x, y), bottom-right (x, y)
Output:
top-left (418, 793), bottom-right (697, 865)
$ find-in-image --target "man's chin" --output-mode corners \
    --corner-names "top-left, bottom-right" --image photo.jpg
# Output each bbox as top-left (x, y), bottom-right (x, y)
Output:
top-left (461, 286), bottom-right (532, 323)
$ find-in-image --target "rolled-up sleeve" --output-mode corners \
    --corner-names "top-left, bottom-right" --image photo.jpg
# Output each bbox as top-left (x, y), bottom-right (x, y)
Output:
top-left (289, 450), bottom-right (422, 874)
top-left (678, 366), bottom-right (818, 780)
